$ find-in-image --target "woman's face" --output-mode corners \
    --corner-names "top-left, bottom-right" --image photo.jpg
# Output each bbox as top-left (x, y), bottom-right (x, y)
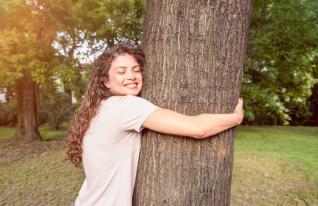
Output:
top-left (104, 53), bottom-right (143, 96)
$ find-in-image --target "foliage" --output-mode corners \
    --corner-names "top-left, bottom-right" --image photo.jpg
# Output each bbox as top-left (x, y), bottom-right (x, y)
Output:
top-left (39, 82), bottom-right (73, 130)
top-left (71, 63), bottom-right (92, 103)
top-left (0, 99), bottom-right (16, 126)
top-left (72, 0), bottom-right (145, 47)
top-left (0, 0), bottom-right (64, 87)
top-left (242, 0), bottom-right (318, 125)
top-left (0, 87), bottom-right (16, 126)
top-left (0, 0), bottom-right (93, 88)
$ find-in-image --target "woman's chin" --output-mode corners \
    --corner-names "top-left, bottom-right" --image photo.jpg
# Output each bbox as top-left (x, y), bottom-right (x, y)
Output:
top-left (123, 89), bottom-right (141, 96)
top-left (110, 87), bottom-right (142, 96)
top-left (126, 92), bottom-right (140, 96)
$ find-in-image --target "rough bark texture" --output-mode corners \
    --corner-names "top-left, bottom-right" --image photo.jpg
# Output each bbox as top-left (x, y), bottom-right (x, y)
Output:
top-left (15, 72), bottom-right (40, 141)
top-left (134, 0), bottom-right (252, 205)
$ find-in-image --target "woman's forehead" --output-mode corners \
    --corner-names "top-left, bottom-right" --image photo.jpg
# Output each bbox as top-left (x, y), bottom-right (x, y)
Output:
top-left (111, 53), bottom-right (139, 67)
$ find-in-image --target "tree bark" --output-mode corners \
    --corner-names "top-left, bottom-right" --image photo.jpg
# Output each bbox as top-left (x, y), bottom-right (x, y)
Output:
top-left (134, 0), bottom-right (252, 205)
top-left (15, 72), bottom-right (40, 141)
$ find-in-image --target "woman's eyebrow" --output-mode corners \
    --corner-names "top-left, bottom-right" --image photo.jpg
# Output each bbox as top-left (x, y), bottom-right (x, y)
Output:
top-left (115, 66), bottom-right (127, 69)
top-left (115, 65), bottom-right (140, 69)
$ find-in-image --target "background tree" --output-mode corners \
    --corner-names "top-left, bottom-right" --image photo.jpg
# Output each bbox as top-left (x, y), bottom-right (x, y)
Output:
top-left (0, 0), bottom-right (84, 140)
top-left (242, 0), bottom-right (318, 125)
top-left (134, 0), bottom-right (252, 205)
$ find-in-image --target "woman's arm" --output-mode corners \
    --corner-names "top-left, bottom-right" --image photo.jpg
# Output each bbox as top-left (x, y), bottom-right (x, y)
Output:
top-left (142, 98), bottom-right (244, 139)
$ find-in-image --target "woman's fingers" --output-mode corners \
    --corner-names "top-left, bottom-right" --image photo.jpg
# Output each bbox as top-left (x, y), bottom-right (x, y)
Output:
top-left (234, 98), bottom-right (244, 113)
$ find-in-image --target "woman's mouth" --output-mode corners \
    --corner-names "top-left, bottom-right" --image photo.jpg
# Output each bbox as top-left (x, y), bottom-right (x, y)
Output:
top-left (125, 83), bottom-right (137, 89)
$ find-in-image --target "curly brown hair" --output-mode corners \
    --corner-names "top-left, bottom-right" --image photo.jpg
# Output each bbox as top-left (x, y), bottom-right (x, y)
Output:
top-left (66, 44), bottom-right (145, 167)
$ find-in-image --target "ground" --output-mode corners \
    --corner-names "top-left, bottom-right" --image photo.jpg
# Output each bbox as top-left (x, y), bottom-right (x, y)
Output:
top-left (0, 126), bottom-right (317, 205)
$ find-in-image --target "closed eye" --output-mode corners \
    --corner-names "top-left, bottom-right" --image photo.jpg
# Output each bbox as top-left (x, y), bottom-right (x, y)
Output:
top-left (133, 66), bottom-right (141, 72)
top-left (116, 67), bottom-right (125, 73)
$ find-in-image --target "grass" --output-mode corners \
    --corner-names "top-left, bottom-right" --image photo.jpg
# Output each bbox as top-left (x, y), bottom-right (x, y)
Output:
top-left (0, 126), bottom-right (317, 205)
top-left (0, 126), bottom-right (15, 139)
top-left (234, 126), bottom-right (318, 179)
top-left (0, 140), bottom-right (83, 205)
top-left (231, 126), bottom-right (318, 206)
top-left (39, 127), bottom-right (67, 141)
top-left (0, 127), bottom-right (82, 205)
top-left (0, 126), bottom-right (67, 141)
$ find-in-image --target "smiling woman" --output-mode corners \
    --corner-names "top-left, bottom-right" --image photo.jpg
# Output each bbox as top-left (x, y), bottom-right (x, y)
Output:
top-left (66, 43), bottom-right (244, 206)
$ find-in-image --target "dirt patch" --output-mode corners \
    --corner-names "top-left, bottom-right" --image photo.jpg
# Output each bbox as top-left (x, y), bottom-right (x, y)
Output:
top-left (0, 138), bottom-right (66, 161)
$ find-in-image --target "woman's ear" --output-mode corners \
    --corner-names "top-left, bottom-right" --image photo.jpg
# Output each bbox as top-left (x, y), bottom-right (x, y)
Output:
top-left (104, 81), bottom-right (111, 89)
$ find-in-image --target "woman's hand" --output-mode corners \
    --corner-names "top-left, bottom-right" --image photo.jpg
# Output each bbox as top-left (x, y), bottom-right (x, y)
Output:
top-left (233, 98), bottom-right (244, 125)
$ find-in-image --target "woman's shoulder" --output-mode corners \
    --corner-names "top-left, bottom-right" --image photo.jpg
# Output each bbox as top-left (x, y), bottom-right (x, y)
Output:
top-left (101, 95), bottom-right (152, 107)
top-left (108, 95), bottom-right (149, 102)
top-left (123, 94), bottom-right (146, 102)
top-left (99, 95), bottom-right (156, 120)
top-left (109, 95), bottom-right (157, 111)
top-left (122, 95), bottom-right (155, 106)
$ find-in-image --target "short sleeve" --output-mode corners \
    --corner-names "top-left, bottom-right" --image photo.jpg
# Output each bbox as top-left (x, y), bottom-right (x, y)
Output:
top-left (120, 95), bottom-right (158, 132)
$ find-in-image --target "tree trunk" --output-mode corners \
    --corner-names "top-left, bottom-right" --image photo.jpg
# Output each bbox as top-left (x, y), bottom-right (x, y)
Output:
top-left (63, 80), bottom-right (73, 108)
top-left (134, 0), bottom-right (252, 205)
top-left (15, 72), bottom-right (40, 141)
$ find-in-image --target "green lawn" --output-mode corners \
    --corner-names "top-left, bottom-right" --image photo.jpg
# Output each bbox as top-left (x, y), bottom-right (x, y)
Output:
top-left (0, 126), bottom-right (15, 139)
top-left (231, 126), bottom-right (318, 206)
top-left (0, 126), bottom-right (67, 140)
top-left (0, 126), bottom-right (317, 205)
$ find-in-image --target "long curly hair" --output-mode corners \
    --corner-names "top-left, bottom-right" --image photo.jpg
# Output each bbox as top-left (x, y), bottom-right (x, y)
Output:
top-left (66, 44), bottom-right (145, 167)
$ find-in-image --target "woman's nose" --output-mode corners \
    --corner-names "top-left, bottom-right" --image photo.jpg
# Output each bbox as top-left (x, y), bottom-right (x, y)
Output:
top-left (126, 69), bottom-right (136, 80)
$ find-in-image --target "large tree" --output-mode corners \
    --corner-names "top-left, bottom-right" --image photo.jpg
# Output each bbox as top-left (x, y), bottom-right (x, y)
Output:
top-left (134, 0), bottom-right (252, 205)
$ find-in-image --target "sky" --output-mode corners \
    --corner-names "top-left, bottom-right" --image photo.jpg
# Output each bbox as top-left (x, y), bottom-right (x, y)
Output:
top-left (0, 93), bottom-right (4, 102)
top-left (53, 31), bottom-right (107, 64)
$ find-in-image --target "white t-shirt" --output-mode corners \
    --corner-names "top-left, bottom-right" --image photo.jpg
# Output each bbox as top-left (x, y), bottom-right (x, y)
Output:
top-left (74, 95), bottom-right (158, 206)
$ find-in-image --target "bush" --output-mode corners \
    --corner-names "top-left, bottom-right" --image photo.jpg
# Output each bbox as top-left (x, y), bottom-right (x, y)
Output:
top-left (0, 99), bottom-right (17, 126)
top-left (39, 86), bottom-right (74, 130)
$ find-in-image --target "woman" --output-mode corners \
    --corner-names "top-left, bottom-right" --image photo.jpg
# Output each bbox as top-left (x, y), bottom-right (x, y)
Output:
top-left (66, 44), bottom-right (244, 206)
